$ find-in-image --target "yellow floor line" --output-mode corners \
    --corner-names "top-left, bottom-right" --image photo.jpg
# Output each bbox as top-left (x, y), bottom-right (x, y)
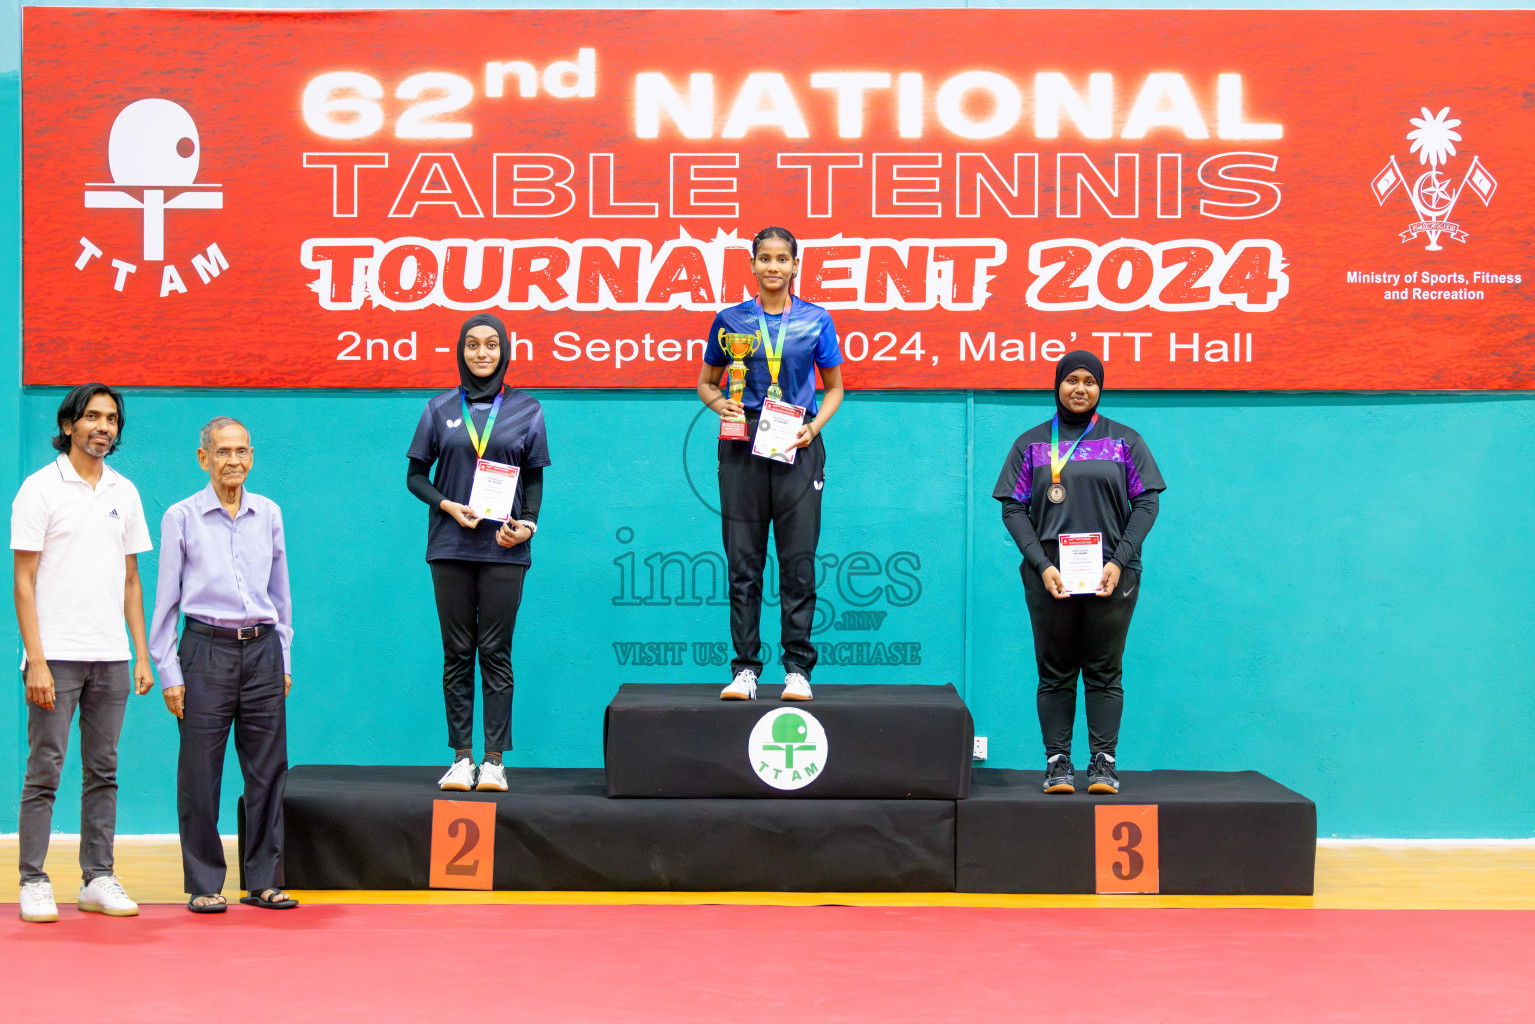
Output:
top-left (4, 839), bottom-right (1532, 910)
top-left (287, 889), bottom-right (1322, 909)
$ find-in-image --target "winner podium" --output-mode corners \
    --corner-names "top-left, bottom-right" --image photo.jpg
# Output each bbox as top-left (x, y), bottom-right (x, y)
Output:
top-left (254, 683), bottom-right (1316, 895)
top-left (603, 683), bottom-right (974, 798)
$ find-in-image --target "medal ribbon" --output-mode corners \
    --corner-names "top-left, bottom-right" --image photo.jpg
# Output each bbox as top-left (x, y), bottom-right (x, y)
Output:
top-left (755, 295), bottom-right (792, 394)
top-left (460, 386), bottom-right (505, 458)
top-left (1050, 413), bottom-right (1099, 485)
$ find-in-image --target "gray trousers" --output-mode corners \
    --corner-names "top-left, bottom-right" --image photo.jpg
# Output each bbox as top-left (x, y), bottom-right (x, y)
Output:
top-left (177, 627), bottom-right (288, 895)
top-left (19, 660), bottom-right (132, 884)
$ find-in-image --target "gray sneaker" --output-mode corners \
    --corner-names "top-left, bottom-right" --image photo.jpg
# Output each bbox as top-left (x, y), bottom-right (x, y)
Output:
top-left (1043, 756), bottom-right (1075, 794)
top-left (1087, 752), bottom-right (1120, 794)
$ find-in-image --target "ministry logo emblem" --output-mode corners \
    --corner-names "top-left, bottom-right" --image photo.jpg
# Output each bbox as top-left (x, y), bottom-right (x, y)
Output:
top-left (748, 708), bottom-right (828, 791)
top-left (1370, 106), bottom-right (1497, 250)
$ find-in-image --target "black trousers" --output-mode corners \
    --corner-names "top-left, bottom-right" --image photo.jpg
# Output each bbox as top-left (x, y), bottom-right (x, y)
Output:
top-left (177, 626), bottom-right (287, 896)
top-left (718, 429), bottom-right (826, 679)
top-left (430, 559), bottom-right (527, 752)
top-left (1021, 555), bottom-right (1141, 760)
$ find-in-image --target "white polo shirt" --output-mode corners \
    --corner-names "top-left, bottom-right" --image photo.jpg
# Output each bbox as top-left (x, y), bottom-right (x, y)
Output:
top-left (11, 455), bottom-right (152, 662)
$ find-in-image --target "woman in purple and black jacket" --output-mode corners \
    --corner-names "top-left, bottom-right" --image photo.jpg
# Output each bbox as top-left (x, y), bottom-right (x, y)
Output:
top-left (992, 350), bottom-right (1165, 797)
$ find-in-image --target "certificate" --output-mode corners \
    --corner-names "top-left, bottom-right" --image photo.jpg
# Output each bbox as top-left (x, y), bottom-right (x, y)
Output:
top-left (752, 397), bottom-right (805, 464)
top-left (467, 459), bottom-right (520, 522)
top-left (1057, 532), bottom-right (1104, 594)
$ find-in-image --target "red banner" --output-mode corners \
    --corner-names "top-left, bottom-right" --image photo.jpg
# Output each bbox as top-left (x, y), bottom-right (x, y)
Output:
top-left (22, 8), bottom-right (1535, 388)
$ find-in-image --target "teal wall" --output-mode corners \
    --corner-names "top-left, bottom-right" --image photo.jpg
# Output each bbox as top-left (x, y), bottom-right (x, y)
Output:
top-left (4, 0), bottom-right (1533, 840)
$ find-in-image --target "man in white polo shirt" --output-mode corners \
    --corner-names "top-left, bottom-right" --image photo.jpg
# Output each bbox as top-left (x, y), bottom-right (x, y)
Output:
top-left (11, 384), bottom-right (156, 923)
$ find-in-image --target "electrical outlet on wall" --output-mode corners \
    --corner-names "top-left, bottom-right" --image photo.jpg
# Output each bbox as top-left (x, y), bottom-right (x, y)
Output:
top-left (973, 736), bottom-right (987, 761)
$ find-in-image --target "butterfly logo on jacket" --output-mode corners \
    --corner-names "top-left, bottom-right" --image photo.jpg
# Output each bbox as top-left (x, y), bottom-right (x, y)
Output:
top-left (447, 418), bottom-right (462, 429)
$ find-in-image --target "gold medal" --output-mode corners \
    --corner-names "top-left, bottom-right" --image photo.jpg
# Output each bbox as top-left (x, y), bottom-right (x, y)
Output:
top-left (756, 296), bottom-right (790, 406)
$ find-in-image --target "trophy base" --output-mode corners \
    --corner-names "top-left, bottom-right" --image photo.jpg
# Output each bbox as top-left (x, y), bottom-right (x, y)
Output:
top-left (719, 418), bottom-right (751, 441)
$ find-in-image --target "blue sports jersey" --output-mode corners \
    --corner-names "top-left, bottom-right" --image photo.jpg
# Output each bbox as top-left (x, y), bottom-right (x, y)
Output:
top-left (703, 297), bottom-right (843, 415)
top-left (408, 387), bottom-right (551, 565)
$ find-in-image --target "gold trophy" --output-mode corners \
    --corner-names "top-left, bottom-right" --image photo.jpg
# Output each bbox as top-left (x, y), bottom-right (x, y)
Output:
top-left (718, 330), bottom-right (760, 441)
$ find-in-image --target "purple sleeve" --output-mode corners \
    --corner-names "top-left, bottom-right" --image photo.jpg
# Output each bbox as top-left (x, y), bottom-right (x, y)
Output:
top-left (1013, 459), bottom-right (1032, 503)
top-left (991, 441), bottom-right (1032, 504)
top-left (1123, 433), bottom-right (1165, 499)
top-left (268, 505), bottom-right (293, 674)
top-left (148, 506), bottom-right (187, 690)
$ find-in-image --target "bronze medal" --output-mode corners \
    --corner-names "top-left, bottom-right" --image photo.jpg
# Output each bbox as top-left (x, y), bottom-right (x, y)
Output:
top-left (1048, 413), bottom-right (1095, 509)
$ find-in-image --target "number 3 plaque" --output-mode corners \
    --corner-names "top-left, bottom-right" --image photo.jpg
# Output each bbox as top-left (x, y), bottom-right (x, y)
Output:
top-left (1094, 804), bottom-right (1159, 894)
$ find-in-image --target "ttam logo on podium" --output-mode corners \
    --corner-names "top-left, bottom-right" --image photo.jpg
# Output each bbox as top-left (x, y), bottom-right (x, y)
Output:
top-left (749, 708), bottom-right (828, 791)
top-left (76, 98), bottom-right (230, 297)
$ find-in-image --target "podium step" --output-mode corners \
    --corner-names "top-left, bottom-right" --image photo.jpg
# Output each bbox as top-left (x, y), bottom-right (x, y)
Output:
top-left (271, 766), bottom-right (955, 892)
top-left (603, 683), bottom-right (974, 798)
top-left (253, 766), bottom-right (1315, 895)
top-left (957, 769), bottom-right (1317, 894)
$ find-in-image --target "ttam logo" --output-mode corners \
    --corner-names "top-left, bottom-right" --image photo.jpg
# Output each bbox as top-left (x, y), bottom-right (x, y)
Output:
top-left (76, 98), bottom-right (230, 297)
top-left (748, 707), bottom-right (828, 791)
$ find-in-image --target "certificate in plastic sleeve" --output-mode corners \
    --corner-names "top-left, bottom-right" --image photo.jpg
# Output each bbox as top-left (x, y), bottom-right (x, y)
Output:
top-left (1057, 532), bottom-right (1104, 594)
top-left (467, 459), bottom-right (520, 521)
top-left (751, 398), bottom-right (805, 464)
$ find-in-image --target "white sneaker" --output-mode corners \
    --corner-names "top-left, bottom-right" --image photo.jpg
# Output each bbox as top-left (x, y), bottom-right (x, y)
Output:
top-left (438, 758), bottom-right (477, 791)
top-left (720, 669), bottom-right (758, 700)
top-left (781, 673), bottom-right (813, 701)
top-left (475, 761), bottom-right (508, 792)
top-left (77, 875), bottom-right (139, 917)
top-left (19, 880), bottom-right (58, 923)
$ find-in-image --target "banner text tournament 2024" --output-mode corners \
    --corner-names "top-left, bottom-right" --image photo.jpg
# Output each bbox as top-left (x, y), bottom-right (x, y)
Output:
top-left (23, 9), bottom-right (1535, 389)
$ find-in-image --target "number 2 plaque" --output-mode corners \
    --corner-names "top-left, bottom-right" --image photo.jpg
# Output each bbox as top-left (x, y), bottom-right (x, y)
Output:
top-left (430, 799), bottom-right (497, 890)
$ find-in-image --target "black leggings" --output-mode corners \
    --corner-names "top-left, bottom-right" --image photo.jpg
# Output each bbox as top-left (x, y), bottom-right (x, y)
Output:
top-left (429, 560), bottom-right (527, 752)
top-left (718, 429), bottom-right (826, 679)
top-left (1021, 554), bottom-right (1140, 760)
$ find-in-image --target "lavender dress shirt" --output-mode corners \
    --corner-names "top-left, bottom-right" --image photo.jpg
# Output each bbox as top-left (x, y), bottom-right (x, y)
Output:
top-left (150, 484), bottom-right (293, 690)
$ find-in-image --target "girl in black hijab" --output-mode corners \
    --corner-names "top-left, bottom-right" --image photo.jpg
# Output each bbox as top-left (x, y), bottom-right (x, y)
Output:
top-left (992, 351), bottom-right (1164, 795)
top-left (406, 313), bottom-right (551, 793)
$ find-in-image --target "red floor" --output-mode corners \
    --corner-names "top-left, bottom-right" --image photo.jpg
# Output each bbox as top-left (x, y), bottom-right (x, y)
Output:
top-left (2, 905), bottom-right (1530, 1022)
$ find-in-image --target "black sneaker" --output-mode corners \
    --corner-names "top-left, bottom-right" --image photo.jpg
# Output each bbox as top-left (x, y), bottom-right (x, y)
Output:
top-left (1042, 757), bottom-right (1075, 794)
top-left (1087, 753), bottom-right (1120, 794)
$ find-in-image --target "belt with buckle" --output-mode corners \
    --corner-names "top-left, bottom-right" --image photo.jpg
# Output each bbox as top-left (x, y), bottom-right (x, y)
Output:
top-left (185, 618), bottom-right (271, 641)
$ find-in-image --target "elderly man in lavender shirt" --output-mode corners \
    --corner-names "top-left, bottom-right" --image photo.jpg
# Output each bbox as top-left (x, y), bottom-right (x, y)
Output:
top-left (150, 416), bottom-right (297, 913)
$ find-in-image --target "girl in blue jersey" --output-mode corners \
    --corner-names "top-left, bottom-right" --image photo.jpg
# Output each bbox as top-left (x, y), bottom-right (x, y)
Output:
top-left (696, 227), bottom-right (845, 702)
top-left (406, 313), bottom-right (551, 793)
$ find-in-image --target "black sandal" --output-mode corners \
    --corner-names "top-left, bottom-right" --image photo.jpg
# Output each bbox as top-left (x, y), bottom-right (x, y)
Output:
top-left (240, 888), bottom-right (299, 909)
top-left (188, 893), bottom-right (227, 914)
